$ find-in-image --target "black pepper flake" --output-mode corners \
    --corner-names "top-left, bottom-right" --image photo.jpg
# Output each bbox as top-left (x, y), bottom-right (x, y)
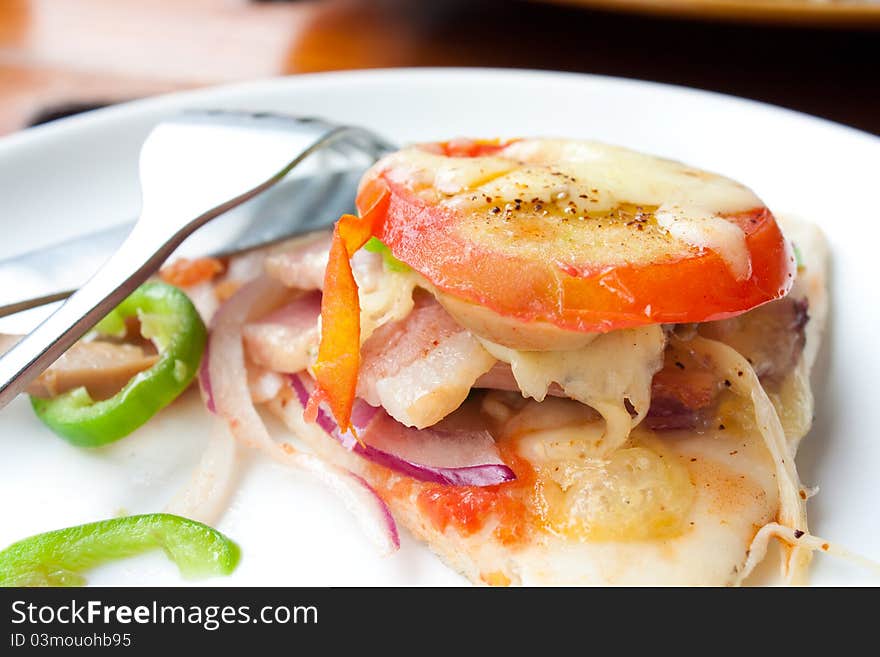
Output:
top-left (491, 206), bottom-right (501, 214)
top-left (719, 423), bottom-right (726, 430)
top-left (724, 379), bottom-right (732, 387)
top-left (675, 361), bottom-right (685, 370)
top-left (690, 457), bottom-right (697, 462)
top-left (737, 370), bottom-right (743, 377)
top-left (793, 529), bottom-right (805, 539)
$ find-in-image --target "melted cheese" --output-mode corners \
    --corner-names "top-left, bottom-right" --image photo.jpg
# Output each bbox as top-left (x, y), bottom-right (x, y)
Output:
top-left (350, 249), bottom-right (419, 343)
top-left (379, 139), bottom-right (761, 278)
top-left (478, 325), bottom-right (665, 453)
top-left (500, 139), bottom-right (760, 215)
top-left (510, 415), bottom-right (696, 542)
top-left (478, 393), bottom-right (780, 585)
top-left (389, 140), bottom-right (759, 215)
top-left (655, 203), bottom-right (751, 281)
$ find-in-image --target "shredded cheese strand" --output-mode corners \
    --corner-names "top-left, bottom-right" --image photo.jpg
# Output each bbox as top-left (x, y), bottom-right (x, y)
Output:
top-left (689, 336), bottom-right (810, 584)
top-left (735, 523), bottom-right (880, 586)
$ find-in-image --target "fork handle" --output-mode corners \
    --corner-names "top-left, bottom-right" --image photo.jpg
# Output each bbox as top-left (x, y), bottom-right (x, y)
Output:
top-left (0, 218), bottom-right (180, 409)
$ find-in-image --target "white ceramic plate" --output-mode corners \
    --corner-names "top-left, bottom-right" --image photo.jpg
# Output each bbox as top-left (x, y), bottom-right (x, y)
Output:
top-left (0, 69), bottom-right (877, 586)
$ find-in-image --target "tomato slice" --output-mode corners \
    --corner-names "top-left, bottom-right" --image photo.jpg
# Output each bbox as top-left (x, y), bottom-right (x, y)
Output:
top-left (356, 139), bottom-right (795, 333)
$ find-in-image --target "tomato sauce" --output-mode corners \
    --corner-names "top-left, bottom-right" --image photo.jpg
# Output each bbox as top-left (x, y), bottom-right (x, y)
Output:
top-left (414, 447), bottom-right (536, 545)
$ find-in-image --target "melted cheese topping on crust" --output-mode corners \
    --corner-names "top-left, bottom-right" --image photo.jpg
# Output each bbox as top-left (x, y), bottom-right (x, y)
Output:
top-left (477, 325), bottom-right (666, 452)
top-left (499, 416), bottom-right (779, 585)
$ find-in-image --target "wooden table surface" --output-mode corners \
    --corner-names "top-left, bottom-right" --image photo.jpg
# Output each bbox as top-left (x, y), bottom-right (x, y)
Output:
top-left (1, 0), bottom-right (877, 136)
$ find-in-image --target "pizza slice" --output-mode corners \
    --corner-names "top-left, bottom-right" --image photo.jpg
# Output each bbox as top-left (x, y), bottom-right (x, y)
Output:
top-left (221, 138), bottom-right (828, 585)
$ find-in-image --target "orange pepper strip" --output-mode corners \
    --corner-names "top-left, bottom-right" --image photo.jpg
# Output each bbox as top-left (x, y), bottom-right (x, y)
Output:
top-left (306, 183), bottom-right (390, 431)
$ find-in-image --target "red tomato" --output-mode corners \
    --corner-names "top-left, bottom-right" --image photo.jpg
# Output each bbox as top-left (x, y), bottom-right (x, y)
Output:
top-left (356, 140), bottom-right (795, 333)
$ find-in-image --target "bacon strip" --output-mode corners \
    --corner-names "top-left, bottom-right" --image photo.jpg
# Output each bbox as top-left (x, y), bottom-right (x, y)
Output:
top-left (242, 291), bottom-right (322, 374)
top-left (265, 233), bottom-right (332, 291)
top-left (358, 295), bottom-right (496, 429)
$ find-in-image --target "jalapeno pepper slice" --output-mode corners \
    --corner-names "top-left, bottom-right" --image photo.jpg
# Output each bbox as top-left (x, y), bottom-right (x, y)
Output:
top-left (30, 282), bottom-right (207, 447)
top-left (0, 513), bottom-right (240, 586)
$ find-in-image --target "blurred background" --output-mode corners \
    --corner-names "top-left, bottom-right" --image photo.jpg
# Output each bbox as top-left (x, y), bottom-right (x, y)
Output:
top-left (0, 0), bottom-right (877, 136)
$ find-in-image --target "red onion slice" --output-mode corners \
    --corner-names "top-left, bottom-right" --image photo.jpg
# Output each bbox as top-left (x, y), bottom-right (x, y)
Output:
top-left (242, 291), bottom-right (321, 374)
top-left (290, 374), bottom-right (515, 487)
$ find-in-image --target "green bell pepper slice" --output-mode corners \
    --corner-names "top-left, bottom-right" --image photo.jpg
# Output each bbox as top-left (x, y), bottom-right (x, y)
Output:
top-left (0, 513), bottom-right (240, 587)
top-left (30, 281), bottom-right (207, 447)
top-left (364, 237), bottom-right (410, 273)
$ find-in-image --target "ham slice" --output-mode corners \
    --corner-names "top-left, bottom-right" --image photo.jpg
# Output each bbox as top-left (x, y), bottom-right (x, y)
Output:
top-left (0, 334), bottom-right (158, 401)
top-left (265, 233), bottom-right (332, 291)
top-left (242, 291), bottom-right (321, 373)
top-left (357, 295), bottom-right (496, 429)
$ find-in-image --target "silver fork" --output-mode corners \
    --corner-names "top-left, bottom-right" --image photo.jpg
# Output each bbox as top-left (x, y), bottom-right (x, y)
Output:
top-left (0, 110), bottom-right (395, 409)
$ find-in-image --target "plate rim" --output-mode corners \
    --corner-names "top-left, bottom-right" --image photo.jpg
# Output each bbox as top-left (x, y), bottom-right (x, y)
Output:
top-left (1, 67), bottom-right (877, 154)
